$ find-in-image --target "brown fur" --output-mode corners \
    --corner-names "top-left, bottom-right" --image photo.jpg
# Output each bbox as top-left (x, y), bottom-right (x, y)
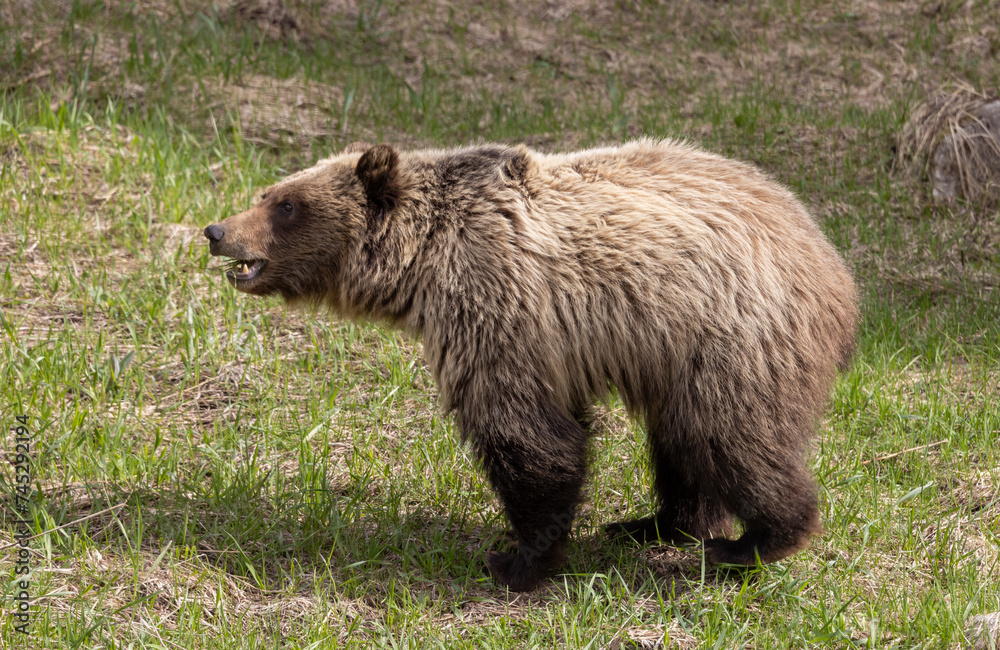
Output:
top-left (204, 138), bottom-right (858, 591)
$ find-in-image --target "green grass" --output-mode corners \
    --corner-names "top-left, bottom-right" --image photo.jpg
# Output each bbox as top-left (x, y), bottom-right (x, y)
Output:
top-left (2, 0), bottom-right (999, 647)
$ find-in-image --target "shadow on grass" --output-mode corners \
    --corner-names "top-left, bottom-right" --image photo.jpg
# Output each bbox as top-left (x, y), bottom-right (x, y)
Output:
top-left (24, 478), bottom-right (769, 603)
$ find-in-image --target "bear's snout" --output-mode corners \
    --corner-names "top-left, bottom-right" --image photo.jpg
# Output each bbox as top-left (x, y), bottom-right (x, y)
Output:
top-left (204, 224), bottom-right (225, 243)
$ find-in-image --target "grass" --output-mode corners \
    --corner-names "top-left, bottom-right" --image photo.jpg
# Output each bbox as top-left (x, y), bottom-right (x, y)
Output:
top-left (1, 0), bottom-right (999, 647)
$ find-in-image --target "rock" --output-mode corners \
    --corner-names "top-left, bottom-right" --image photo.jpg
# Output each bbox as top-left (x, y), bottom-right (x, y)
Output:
top-left (967, 612), bottom-right (1000, 650)
top-left (931, 100), bottom-right (1000, 205)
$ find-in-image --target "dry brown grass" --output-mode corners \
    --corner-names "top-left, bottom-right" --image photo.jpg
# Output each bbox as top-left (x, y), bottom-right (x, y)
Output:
top-left (898, 83), bottom-right (1000, 206)
top-left (226, 0), bottom-right (301, 41)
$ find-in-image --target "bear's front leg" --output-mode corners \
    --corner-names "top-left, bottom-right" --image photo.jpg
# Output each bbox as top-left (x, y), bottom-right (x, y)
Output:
top-left (460, 396), bottom-right (590, 591)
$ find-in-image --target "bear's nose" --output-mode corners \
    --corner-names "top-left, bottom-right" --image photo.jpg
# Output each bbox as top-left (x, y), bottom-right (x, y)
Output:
top-left (204, 224), bottom-right (225, 243)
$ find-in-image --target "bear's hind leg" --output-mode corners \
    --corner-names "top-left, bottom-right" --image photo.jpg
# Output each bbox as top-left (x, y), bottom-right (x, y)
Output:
top-left (462, 396), bottom-right (589, 592)
top-left (703, 444), bottom-right (821, 565)
top-left (607, 419), bottom-right (733, 545)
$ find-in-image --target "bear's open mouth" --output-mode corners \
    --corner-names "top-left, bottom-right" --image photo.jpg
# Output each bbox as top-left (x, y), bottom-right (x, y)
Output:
top-left (225, 259), bottom-right (266, 283)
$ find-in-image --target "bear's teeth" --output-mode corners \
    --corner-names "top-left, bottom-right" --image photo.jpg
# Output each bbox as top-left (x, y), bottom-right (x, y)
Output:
top-left (241, 263), bottom-right (250, 274)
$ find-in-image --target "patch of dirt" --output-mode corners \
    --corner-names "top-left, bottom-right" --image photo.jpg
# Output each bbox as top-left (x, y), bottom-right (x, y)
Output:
top-left (642, 545), bottom-right (701, 582)
top-left (610, 622), bottom-right (698, 650)
top-left (205, 73), bottom-right (346, 151)
top-left (950, 471), bottom-right (1000, 516)
top-left (225, 0), bottom-right (300, 41)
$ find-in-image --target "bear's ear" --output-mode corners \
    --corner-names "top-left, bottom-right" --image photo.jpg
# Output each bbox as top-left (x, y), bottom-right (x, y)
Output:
top-left (504, 145), bottom-right (532, 183)
top-left (356, 144), bottom-right (402, 216)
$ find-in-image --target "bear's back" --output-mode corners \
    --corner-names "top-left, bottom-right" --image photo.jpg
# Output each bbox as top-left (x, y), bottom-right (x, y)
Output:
top-left (413, 140), bottom-right (856, 414)
top-left (481, 140), bottom-right (854, 409)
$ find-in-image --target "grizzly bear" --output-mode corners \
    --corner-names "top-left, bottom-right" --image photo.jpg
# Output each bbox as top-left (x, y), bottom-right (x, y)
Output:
top-left (204, 138), bottom-right (858, 592)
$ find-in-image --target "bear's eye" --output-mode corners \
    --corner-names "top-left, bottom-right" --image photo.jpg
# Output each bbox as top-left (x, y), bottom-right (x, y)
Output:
top-left (280, 201), bottom-right (294, 214)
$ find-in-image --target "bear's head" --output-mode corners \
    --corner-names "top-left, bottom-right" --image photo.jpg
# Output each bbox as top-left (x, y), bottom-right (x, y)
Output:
top-left (203, 143), bottom-right (403, 302)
